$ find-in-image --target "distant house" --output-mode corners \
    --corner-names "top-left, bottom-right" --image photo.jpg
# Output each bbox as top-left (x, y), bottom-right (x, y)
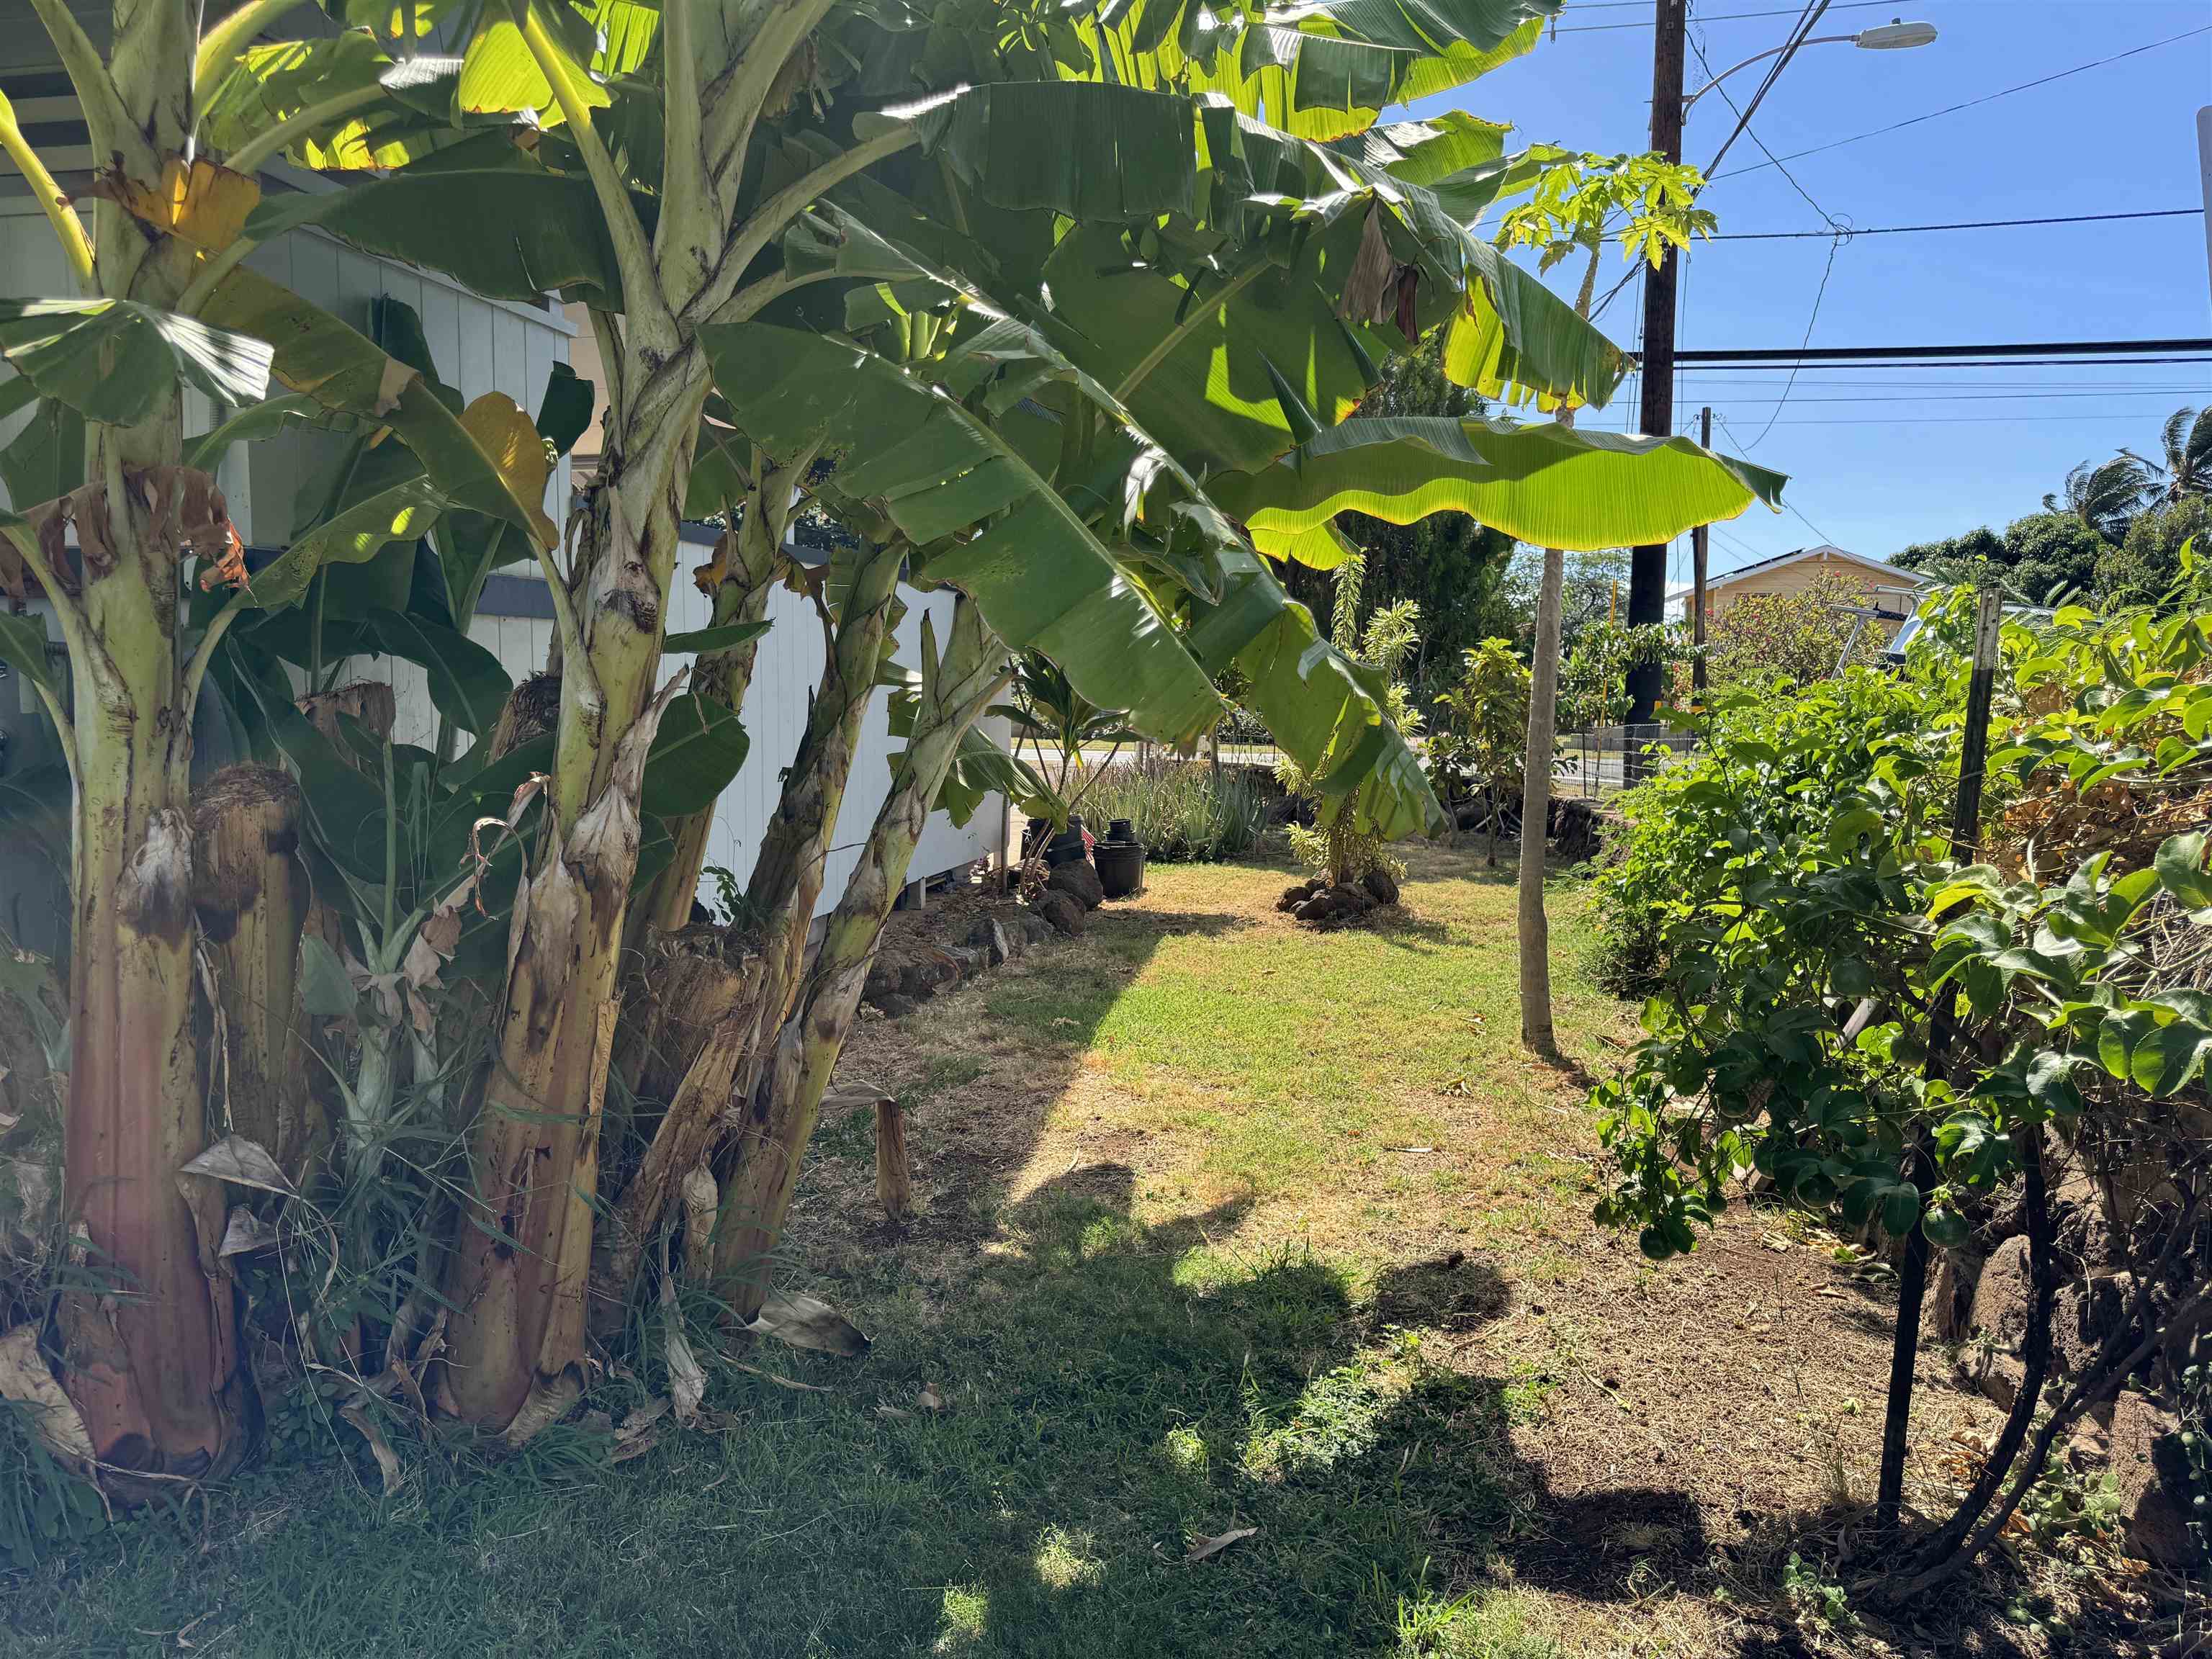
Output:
top-left (1671, 544), bottom-right (1915, 639)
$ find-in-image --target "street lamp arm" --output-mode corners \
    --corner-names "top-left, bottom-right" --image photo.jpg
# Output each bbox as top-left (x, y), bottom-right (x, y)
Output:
top-left (1681, 35), bottom-right (1856, 112)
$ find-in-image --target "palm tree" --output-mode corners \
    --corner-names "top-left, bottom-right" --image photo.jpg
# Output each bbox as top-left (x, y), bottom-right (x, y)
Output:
top-left (2044, 454), bottom-right (2153, 544)
top-left (2144, 403), bottom-right (2212, 505)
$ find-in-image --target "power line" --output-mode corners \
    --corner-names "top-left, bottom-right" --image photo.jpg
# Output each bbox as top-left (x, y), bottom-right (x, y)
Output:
top-left (1709, 207), bottom-right (2203, 239)
top-left (1688, 17), bottom-right (1841, 221)
top-left (1674, 337), bottom-right (2212, 363)
top-left (1714, 24), bottom-right (2212, 179)
top-left (1738, 230), bottom-right (1840, 446)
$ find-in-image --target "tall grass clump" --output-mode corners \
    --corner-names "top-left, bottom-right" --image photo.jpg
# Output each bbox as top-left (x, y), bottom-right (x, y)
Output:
top-left (1081, 761), bottom-right (1268, 862)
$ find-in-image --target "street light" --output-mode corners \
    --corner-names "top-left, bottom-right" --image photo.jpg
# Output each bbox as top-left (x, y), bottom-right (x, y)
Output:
top-left (1622, 9), bottom-right (1939, 728)
top-left (1683, 19), bottom-right (1939, 112)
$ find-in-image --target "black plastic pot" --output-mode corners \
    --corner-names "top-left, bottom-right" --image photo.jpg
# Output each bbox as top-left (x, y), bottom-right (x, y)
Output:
top-left (1043, 830), bottom-right (1089, 868)
top-left (1095, 840), bottom-right (1145, 899)
top-left (1107, 818), bottom-right (1134, 844)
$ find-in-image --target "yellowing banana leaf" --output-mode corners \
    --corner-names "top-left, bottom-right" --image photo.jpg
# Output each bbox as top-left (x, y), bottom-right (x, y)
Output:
top-left (1213, 415), bottom-right (1786, 553)
top-left (698, 321), bottom-right (1225, 748)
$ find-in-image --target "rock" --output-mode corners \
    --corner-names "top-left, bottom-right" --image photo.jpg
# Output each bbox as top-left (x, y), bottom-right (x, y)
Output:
top-left (2106, 1390), bottom-right (2203, 1568)
top-left (945, 944), bottom-right (989, 979)
top-left (2054, 1272), bottom-right (2133, 1379)
top-left (899, 950), bottom-right (961, 998)
top-left (1293, 893), bottom-right (1339, 925)
top-left (1362, 866), bottom-right (1400, 907)
top-left (2158, 1290), bottom-right (2212, 1398)
top-left (968, 917), bottom-right (1013, 967)
top-left (862, 965), bottom-right (904, 1010)
top-left (1923, 1242), bottom-right (1984, 1344)
top-left (1547, 796), bottom-right (1604, 863)
top-left (1330, 883), bottom-right (1373, 917)
top-left (1046, 859), bottom-right (1105, 911)
top-left (1015, 912), bottom-right (1058, 950)
top-left (1278, 883), bottom-right (1312, 912)
top-left (876, 993), bottom-right (920, 1020)
top-left (1956, 1346), bottom-right (2027, 1411)
top-left (1969, 1234), bottom-right (2034, 1352)
top-left (1033, 891), bottom-right (1085, 937)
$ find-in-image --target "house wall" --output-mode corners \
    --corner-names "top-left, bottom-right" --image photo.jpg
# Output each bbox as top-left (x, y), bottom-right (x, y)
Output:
top-left (1704, 551), bottom-right (1910, 642)
top-left (1, 190), bottom-right (1002, 924)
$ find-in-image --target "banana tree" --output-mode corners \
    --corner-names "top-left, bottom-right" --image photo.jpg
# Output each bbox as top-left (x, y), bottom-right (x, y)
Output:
top-left (0, 0), bottom-right (565, 1476)
top-left (214, 0), bottom-right (1785, 1422)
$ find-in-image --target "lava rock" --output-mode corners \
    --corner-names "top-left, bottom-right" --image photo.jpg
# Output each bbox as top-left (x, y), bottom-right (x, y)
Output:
top-left (899, 951), bottom-right (961, 997)
top-left (1956, 1346), bottom-right (2026, 1411)
top-left (2106, 1390), bottom-right (2203, 1568)
top-left (1923, 1241), bottom-right (1985, 1344)
top-left (862, 965), bottom-right (905, 1010)
top-left (1015, 912), bottom-right (1058, 950)
top-left (2054, 1271), bottom-right (2134, 1377)
top-left (1046, 859), bottom-right (1105, 911)
top-left (1278, 883), bottom-right (1313, 912)
top-left (1362, 866), bottom-right (1400, 907)
top-left (969, 917), bottom-right (1014, 967)
top-left (876, 993), bottom-right (920, 1020)
top-left (1033, 890), bottom-right (1085, 936)
top-left (1330, 882), bottom-right (1374, 917)
top-left (2157, 1290), bottom-right (2212, 1398)
top-left (1293, 893), bottom-right (1339, 925)
top-left (1968, 1234), bottom-right (2034, 1352)
top-left (945, 944), bottom-right (989, 979)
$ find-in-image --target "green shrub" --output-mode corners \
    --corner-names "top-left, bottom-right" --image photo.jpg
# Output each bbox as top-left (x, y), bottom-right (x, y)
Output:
top-left (1080, 760), bottom-right (1268, 862)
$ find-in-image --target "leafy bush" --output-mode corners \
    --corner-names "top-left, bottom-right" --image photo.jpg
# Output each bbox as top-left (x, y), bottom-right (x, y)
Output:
top-left (1079, 760), bottom-right (1268, 863)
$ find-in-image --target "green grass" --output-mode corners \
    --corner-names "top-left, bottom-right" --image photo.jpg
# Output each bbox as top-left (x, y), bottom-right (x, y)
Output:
top-left (4, 848), bottom-right (1610, 1658)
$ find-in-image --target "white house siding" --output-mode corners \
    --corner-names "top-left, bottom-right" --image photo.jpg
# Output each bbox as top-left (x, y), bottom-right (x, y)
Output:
top-left (341, 556), bottom-right (1007, 920)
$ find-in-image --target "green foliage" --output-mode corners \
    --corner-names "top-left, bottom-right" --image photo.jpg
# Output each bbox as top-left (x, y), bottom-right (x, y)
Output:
top-left (1494, 150), bottom-right (1716, 276)
top-left (1592, 577), bottom-right (2212, 1264)
top-left (1702, 565), bottom-right (1880, 691)
top-left (1280, 568), bottom-right (1422, 884)
top-left (2100, 494), bottom-right (2212, 607)
top-left (1895, 511), bottom-right (2106, 607)
top-left (1558, 618), bottom-right (1677, 730)
top-left (1429, 639), bottom-right (1529, 859)
top-left (1076, 760), bottom-right (1267, 862)
top-left (0, 1400), bottom-right (105, 1569)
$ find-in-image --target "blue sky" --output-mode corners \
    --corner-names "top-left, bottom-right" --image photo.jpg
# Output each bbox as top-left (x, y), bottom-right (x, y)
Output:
top-left (1406, 0), bottom-right (2212, 583)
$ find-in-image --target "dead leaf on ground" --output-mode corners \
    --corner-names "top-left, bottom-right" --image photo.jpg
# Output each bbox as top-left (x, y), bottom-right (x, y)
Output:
top-left (0, 1323), bottom-right (96, 1473)
top-left (917, 1382), bottom-right (945, 1412)
top-left (338, 1401), bottom-right (403, 1496)
top-left (745, 1289), bottom-right (870, 1357)
top-left (1186, 1524), bottom-right (1259, 1563)
top-left (610, 1426), bottom-right (662, 1463)
top-left (727, 1359), bottom-right (832, 1393)
top-left (617, 1398), bottom-right (670, 1443)
top-left (874, 1403), bottom-right (912, 1420)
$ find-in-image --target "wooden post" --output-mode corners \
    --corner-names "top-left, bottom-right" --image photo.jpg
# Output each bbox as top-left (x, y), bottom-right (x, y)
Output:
top-left (1874, 585), bottom-right (2005, 1537)
top-left (874, 1094), bottom-right (911, 1223)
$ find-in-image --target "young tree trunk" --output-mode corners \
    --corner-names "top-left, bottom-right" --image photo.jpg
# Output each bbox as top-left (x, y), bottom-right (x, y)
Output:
top-left (589, 538), bottom-right (907, 1317)
top-left (710, 601), bottom-right (1007, 1318)
top-left (191, 767), bottom-right (314, 1179)
top-left (439, 385), bottom-right (703, 1426)
top-left (631, 480), bottom-right (793, 938)
top-left (1516, 544), bottom-right (1565, 1053)
top-left (54, 0), bottom-right (246, 1475)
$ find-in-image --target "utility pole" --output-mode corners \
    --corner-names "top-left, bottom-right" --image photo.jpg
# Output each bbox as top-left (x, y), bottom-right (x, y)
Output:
top-left (1628, 0), bottom-right (1687, 724)
top-left (1691, 404), bottom-right (1711, 693)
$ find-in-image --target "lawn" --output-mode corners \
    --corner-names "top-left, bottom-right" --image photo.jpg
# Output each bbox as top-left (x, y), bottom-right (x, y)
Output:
top-left (4, 846), bottom-right (2028, 1658)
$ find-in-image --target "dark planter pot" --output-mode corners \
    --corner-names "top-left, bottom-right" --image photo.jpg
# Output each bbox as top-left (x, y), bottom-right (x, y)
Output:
top-left (1044, 830), bottom-right (1089, 868)
top-left (1095, 840), bottom-right (1145, 899)
top-left (1107, 818), bottom-right (1134, 844)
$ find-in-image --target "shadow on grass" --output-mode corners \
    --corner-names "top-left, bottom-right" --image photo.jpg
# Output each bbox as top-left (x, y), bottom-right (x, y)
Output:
top-left (12, 1159), bottom-right (1719, 1658)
